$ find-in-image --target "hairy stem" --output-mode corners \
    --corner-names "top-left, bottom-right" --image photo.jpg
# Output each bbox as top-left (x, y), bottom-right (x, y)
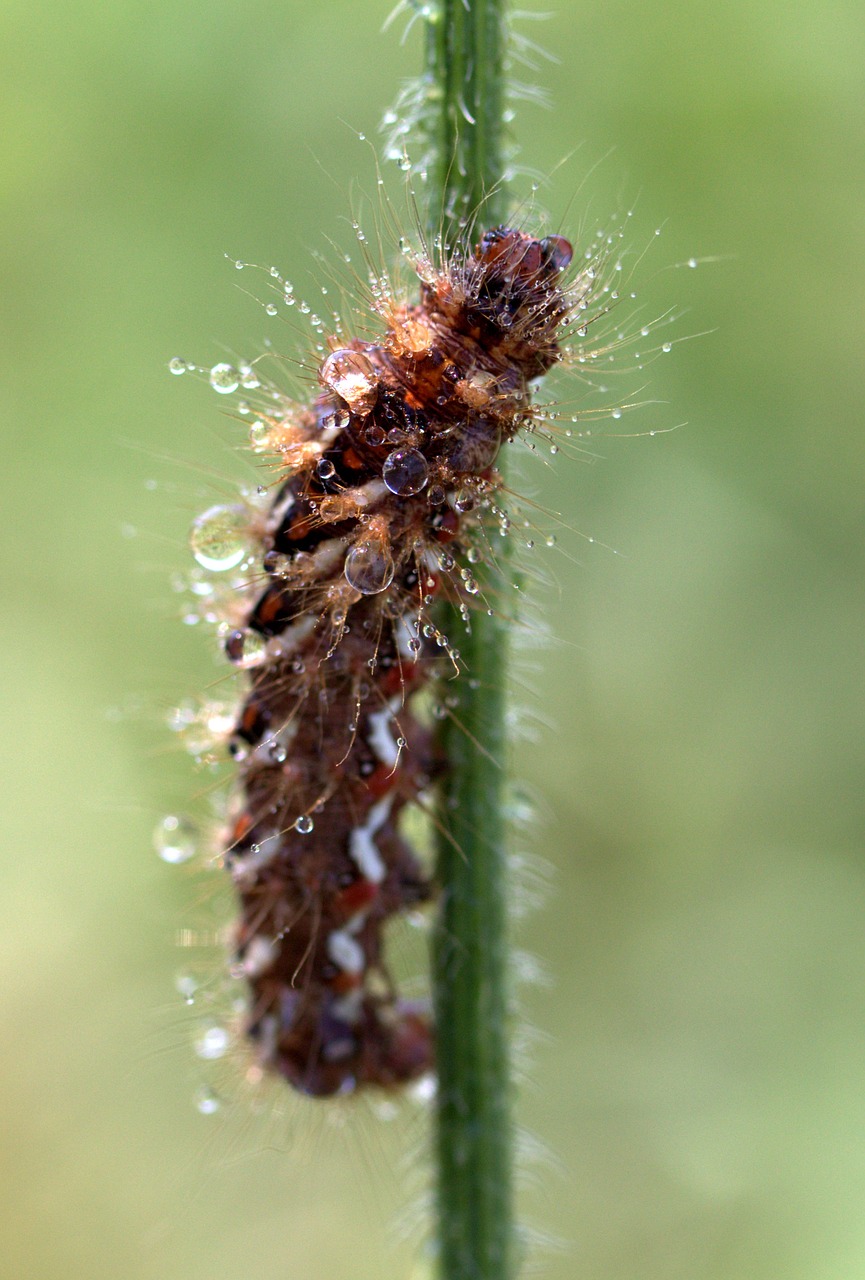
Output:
top-left (423, 3), bottom-right (515, 1278)
top-left (424, 0), bottom-right (507, 240)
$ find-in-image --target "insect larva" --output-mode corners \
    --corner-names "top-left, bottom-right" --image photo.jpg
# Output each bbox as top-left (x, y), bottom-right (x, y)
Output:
top-left (173, 224), bottom-right (580, 1097)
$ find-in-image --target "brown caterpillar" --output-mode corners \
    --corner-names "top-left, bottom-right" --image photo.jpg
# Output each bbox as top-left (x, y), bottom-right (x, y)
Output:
top-left (176, 225), bottom-right (578, 1098)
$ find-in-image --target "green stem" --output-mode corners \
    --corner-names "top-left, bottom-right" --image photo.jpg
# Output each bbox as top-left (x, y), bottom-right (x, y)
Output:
top-left (424, 0), bottom-right (507, 240)
top-left (423, 4), bottom-right (515, 1278)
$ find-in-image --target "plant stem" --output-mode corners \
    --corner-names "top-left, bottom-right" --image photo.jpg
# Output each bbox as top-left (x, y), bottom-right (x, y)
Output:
top-left (424, 0), bottom-right (507, 240)
top-left (423, 3), bottom-right (515, 1278)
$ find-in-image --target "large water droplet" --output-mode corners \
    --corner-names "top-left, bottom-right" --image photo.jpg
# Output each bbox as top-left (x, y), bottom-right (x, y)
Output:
top-left (224, 626), bottom-right (266, 668)
top-left (320, 349), bottom-right (378, 414)
top-left (154, 815), bottom-right (197, 864)
top-left (344, 539), bottom-right (395, 594)
top-left (294, 815), bottom-right (314, 835)
top-left (209, 363), bottom-right (240, 394)
top-left (189, 505), bottom-right (248, 571)
top-left (382, 447), bottom-right (428, 496)
top-left (195, 1024), bottom-right (230, 1060)
top-left (168, 357), bottom-right (187, 375)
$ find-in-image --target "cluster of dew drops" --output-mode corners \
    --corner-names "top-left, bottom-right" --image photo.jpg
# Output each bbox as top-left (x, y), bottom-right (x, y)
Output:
top-left (155, 218), bottom-right (702, 1112)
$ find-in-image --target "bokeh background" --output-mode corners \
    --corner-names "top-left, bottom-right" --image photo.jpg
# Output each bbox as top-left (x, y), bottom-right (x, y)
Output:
top-left (3, 0), bottom-right (864, 1276)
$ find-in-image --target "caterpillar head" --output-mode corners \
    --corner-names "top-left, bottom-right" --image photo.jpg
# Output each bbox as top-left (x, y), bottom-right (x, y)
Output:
top-left (475, 226), bottom-right (573, 285)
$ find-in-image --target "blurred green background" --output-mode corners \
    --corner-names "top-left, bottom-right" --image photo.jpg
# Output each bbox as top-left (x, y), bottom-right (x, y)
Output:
top-left (3, 0), bottom-right (864, 1276)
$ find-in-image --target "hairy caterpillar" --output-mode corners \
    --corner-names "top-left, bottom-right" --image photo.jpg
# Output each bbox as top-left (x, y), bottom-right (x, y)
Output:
top-left (169, 221), bottom-right (592, 1098)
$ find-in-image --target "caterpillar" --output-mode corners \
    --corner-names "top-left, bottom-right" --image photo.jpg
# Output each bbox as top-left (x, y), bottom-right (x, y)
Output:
top-left (173, 223), bottom-right (580, 1098)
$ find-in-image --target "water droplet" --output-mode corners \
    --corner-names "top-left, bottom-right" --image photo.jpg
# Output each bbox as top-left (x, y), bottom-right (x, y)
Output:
top-left (320, 349), bottom-right (378, 414)
top-left (231, 628), bottom-right (266, 670)
top-left (688, 257), bottom-right (698, 268)
top-left (611, 408), bottom-right (622, 420)
top-left (294, 815), bottom-right (314, 835)
top-left (154, 815), bottom-right (197, 864)
top-left (168, 357), bottom-right (187, 375)
top-left (410, 1073), bottom-right (436, 1104)
top-left (265, 303), bottom-right (278, 316)
top-left (454, 488), bottom-right (475, 513)
top-left (382, 448), bottom-right (428, 496)
top-left (317, 458), bottom-right (336, 480)
top-left (344, 539), bottom-right (395, 594)
top-left (662, 342), bottom-right (672, 353)
top-left (209, 363), bottom-right (239, 394)
top-left (249, 421), bottom-right (272, 452)
top-left (194, 1086), bottom-right (222, 1116)
top-left (195, 1024), bottom-right (229, 1060)
top-left (175, 973), bottom-right (198, 1004)
top-left (238, 362), bottom-right (260, 389)
top-left (190, 505), bottom-right (248, 571)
